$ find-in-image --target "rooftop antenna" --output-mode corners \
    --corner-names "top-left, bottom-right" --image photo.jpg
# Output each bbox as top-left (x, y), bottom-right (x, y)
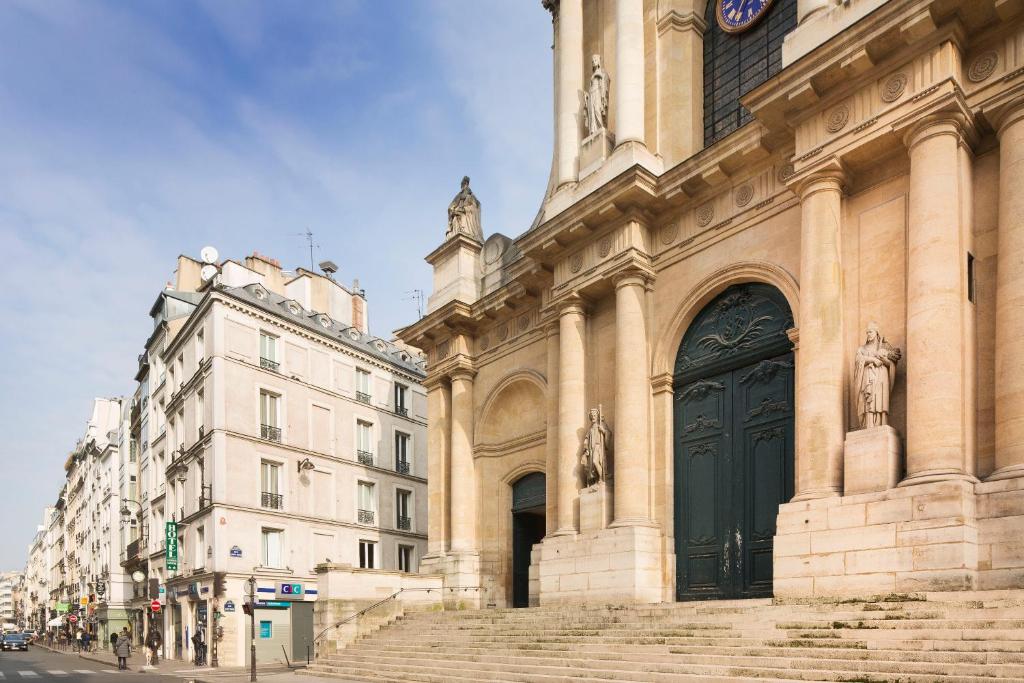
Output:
top-left (405, 289), bottom-right (424, 319)
top-left (295, 229), bottom-right (320, 271)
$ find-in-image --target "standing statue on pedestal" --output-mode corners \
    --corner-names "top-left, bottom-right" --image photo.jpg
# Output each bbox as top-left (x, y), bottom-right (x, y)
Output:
top-left (854, 322), bottom-right (902, 429)
top-left (446, 176), bottom-right (483, 242)
top-left (579, 406), bottom-right (612, 488)
top-left (583, 54), bottom-right (609, 137)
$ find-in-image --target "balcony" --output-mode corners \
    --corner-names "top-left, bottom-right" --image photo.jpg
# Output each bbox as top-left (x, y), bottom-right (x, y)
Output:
top-left (395, 459), bottom-right (410, 475)
top-left (199, 484), bottom-right (212, 510)
top-left (395, 406), bottom-right (409, 417)
top-left (261, 424), bottom-right (282, 442)
top-left (260, 357), bottom-right (279, 372)
top-left (396, 516), bottom-right (411, 531)
top-left (356, 391), bottom-right (372, 404)
top-left (261, 492), bottom-right (283, 510)
top-left (358, 509), bottom-right (375, 525)
top-left (357, 450), bottom-right (374, 466)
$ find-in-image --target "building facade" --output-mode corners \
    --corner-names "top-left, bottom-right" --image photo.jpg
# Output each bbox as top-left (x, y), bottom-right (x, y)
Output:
top-left (0, 572), bottom-right (20, 625)
top-left (400, 0), bottom-right (1024, 607)
top-left (120, 253), bottom-right (428, 667)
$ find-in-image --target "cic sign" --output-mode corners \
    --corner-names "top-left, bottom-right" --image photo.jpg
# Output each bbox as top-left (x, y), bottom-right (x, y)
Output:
top-left (275, 582), bottom-right (305, 600)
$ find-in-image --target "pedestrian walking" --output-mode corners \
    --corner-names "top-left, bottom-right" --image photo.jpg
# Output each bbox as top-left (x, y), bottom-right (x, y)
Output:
top-left (74, 628), bottom-right (82, 652)
top-left (109, 630), bottom-right (118, 652)
top-left (115, 627), bottom-right (132, 670)
top-left (81, 630), bottom-right (91, 653)
top-left (146, 626), bottom-right (162, 666)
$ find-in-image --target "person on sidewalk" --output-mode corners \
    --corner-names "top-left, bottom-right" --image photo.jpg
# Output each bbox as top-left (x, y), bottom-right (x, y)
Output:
top-left (74, 628), bottom-right (82, 652)
top-left (81, 630), bottom-right (91, 653)
top-left (115, 627), bottom-right (132, 670)
top-left (109, 630), bottom-right (118, 652)
top-left (146, 626), bottom-right (162, 666)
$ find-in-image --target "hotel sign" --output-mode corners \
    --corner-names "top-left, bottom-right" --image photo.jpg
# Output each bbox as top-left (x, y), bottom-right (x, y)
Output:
top-left (165, 521), bottom-right (179, 571)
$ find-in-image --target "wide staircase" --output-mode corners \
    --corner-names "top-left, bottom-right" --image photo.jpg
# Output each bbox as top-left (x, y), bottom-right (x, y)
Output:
top-left (305, 591), bottom-right (1024, 682)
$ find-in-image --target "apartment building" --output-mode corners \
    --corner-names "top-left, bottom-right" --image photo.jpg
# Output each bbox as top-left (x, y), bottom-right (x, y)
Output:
top-left (0, 572), bottom-right (19, 625)
top-left (120, 253), bottom-right (427, 667)
top-left (23, 508), bottom-right (54, 630)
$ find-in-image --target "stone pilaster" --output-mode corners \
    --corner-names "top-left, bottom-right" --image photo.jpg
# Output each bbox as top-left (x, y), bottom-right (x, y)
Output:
top-left (611, 272), bottom-right (653, 526)
top-left (423, 375), bottom-right (450, 558)
top-left (615, 0), bottom-right (645, 147)
top-left (555, 298), bottom-right (587, 535)
top-left (448, 367), bottom-right (477, 552)
top-left (793, 167), bottom-right (846, 501)
top-left (556, 0), bottom-right (583, 186)
top-left (990, 102), bottom-right (1024, 481)
top-left (545, 322), bottom-right (561, 535)
top-left (902, 114), bottom-right (975, 485)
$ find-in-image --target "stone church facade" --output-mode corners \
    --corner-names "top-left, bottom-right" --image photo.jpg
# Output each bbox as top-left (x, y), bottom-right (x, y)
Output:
top-left (399, 0), bottom-right (1024, 608)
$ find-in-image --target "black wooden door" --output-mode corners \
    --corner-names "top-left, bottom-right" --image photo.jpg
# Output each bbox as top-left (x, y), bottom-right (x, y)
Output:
top-left (673, 283), bottom-right (795, 601)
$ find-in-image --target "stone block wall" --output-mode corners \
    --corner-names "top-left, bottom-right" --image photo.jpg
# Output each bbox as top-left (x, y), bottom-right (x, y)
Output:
top-left (977, 477), bottom-right (1024, 590)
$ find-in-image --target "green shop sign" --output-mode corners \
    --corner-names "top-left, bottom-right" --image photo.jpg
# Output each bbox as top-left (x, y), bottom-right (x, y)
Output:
top-left (55, 602), bottom-right (70, 613)
top-left (165, 521), bottom-right (179, 571)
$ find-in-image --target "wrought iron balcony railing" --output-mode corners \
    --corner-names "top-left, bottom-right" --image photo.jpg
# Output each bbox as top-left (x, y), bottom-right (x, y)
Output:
top-left (356, 391), bottom-right (372, 404)
top-left (261, 492), bottom-right (283, 510)
top-left (357, 450), bottom-right (374, 466)
top-left (396, 516), bottom-right (411, 531)
top-left (395, 460), bottom-right (410, 475)
top-left (358, 509), bottom-right (375, 525)
top-left (395, 406), bottom-right (409, 417)
top-left (261, 424), bottom-right (282, 442)
top-left (260, 357), bottom-right (279, 371)
top-left (199, 485), bottom-right (212, 510)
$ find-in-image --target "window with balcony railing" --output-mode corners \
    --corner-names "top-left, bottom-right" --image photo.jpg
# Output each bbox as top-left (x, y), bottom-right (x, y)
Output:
top-left (396, 516), bottom-right (411, 531)
top-left (357, 450), bottom-right (373, 466)
top-left (261, 492), bottom-right (283, 510)
top-left (260, 357), bottom-right (279, 371)
top-left (395, 459), bottom-right (410, 475)
top-left (357, 508), bottom-right (375, 524)
top-left (261, 424), bottom-right (282, 442)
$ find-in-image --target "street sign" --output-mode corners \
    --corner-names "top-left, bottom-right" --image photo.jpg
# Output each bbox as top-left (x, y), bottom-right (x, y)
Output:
top-left (68, 615), bottom-right (78, 624)
top-left (165, 521), bottom-right (179, 571)
top-left (150, 599), bottom-right (161, 613)
top-left (230, 545), bottom-right (242, 558)
top-left (223, 601), bottom-right (235, 612)
top-left (79, 597), bottom-right (89, 607)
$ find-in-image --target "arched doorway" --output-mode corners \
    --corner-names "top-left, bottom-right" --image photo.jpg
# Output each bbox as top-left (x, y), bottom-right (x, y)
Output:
top-left (511, 472), bottom-right (546, 608)
top-left (674, 283), bottom-right (795, 600)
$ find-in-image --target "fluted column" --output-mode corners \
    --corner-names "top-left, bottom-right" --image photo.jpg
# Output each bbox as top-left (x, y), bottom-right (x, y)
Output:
top-left (902, 115), bottom-right (973, 484)
top-left (615, 0), bottom-right (645, 147)
top-left (556, 0), bottom-right (583, 186)
top-left (990, 103), bottom-right (1024, 480)
top-left (424, 376), bottom-right (451, 556)
top-left (448, 368), bottom-right (477, 552)
top-left (793, 169), bottom-right (846, 500)
top-left (612, 273), bottom-right (652, 525)
top-left (545, 322), bottom-right (560, 535)
top-left (555, 299), bottom-right (587, 534)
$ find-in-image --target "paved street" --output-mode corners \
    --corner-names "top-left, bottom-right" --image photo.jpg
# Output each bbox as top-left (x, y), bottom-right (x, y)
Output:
top-left (0, 646), bottom-right (161, 681)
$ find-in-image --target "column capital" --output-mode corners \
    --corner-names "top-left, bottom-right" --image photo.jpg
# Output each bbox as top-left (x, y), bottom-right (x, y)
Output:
top-left (792, 159), bottom-right (847, 200)
top-left (448, 365), bottom-right (477, 383)
top-left (902, 111), bottom-right (976, 153)
top-left (650, 372), bottom-right (673, 395)
top-left (556, 293), bottom-right (589, 318)
top-left (612, 266), bottom-right (655, 291)
top-left (422, 373), bottom-right (449, 391)
top-left (993, 99), bottom-right (1024, 139)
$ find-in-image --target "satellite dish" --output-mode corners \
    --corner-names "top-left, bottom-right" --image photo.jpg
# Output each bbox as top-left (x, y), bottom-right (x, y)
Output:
top-left (200, 246), bottom-right (219, 264)
top-left (200, 264), bottom-right (219, 282)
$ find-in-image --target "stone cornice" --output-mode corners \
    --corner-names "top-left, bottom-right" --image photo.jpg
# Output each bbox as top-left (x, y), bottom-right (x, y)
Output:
top-left (655, 9), bottom-right (707, 37)
top-left (475, 430), bottom-right (546, 458)
top-left (425, 232), bottom-right (482, 266)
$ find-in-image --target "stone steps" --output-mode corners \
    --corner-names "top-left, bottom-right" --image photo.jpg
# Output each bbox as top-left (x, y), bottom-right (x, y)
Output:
top-left (306, 593), bottom-right (1024, 682)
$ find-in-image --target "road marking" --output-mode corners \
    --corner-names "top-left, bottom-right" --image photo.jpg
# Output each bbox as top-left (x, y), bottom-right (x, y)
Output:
top-left (73, 671), bottom-right (95, 674)
top-left (46, 672), bottom-right (67, 676)
top-left (17, 673), bottom-right (39, 679)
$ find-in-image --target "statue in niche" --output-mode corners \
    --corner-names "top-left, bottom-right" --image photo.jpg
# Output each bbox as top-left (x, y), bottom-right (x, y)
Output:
top-left (853, 322), bottom-right (902, 429)
top-left (579, 405), bottom-right (612, 487)
top-left (446, 176), bottom-right (483, 242)
top-left (583, 54), bottom-right (609, 137)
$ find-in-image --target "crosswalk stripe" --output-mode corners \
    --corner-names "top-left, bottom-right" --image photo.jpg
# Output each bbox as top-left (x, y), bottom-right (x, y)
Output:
top-left (72, 671), bottom-right (93, 675)
top-left (17, 673), bottom-right (39, 679)
top-left (102, 670), bottom-right (120, 674)
top-left (46, 672), bottom-right (67, 676)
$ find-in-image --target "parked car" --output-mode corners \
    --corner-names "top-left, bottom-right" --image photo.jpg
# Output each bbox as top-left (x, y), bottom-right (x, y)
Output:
top-left (1, 632), bottom-right (30, 652)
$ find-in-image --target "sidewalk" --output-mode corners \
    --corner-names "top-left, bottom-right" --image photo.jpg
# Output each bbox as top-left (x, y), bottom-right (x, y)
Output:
top-left (36, 642), bottom-right (296, 677)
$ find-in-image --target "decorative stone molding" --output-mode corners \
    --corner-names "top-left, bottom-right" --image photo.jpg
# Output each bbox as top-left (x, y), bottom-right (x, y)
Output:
top-left (437, 340), bottom-right (451, 361)
top-left (517, 314), bottom-right (530, 333)
top-left (967, 50), bottom-right (999, 82)
top-left (776, 163), bottom-right (795, 184)
top-left (597, 235), bottom-right (613, 258)
top-left (826, 104), bottom-right (850, 133)
top-left (696, 203), bottom-right (714, 227)
top-left (881, 72), bottom-right (908, 102)
top-left (480, 335), bottom-right (490, 352)
top-left (569, 252), bottom-right (584, 273)
top-left (497, 323), bottom-right (510, 341)
top-left (734, 183), bottom-right (755, 207)
top-left (660, 221), bottom-right (679, 245)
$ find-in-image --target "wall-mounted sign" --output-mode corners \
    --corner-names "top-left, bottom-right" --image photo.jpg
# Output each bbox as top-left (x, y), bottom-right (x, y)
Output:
top-left (255, 600), bottom-right (290, 609)
top-left (79, 597), bottom-right (89, 607)
top-left (223, 601), bottom-right (235, 612)
top-left (230, 546), bottom-right (242, 558)
top-left (55, 602), bottom-right (70, 613)
top-left (188, 582), bottom-right (199, 597)
top-left (165, 522), bottom-right (179, 571)
top-left (259, 620), bottom-right (272, 639)
top-left (275, 582), bottom-right (304, 600)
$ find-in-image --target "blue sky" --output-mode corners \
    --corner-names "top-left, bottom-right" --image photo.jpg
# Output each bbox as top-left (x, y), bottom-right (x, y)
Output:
top-left (0, 0), bottom-right (553, 570)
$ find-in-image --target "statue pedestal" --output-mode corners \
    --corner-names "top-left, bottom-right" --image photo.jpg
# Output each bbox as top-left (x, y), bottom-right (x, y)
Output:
top-left (843, 425), bottom-right (902, 495)
top-left (579, 482), bottom-right (613, 532)
top-left (579, 129), bottom-right (614, 179)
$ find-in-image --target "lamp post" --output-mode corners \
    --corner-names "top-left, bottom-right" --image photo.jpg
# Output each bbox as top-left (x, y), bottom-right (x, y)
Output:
top-left (247, 576), bottom-right (257, 682)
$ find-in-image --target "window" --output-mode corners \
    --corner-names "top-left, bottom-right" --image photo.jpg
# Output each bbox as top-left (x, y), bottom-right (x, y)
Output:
top-left (260, 333), bottom-right (279, 371)
top-left (356, 421), bottom-right (374, 465)
top-left (260, 391), bottom-right (281, 442)
top-left (394, 432), bottom-right (410, 474)
top-left (398, 545), bottom-right (414, 573)
top-left (358, 540), bottom-right (376, 569)
top-left (968, 252), bottom-right (976, 303)
top-left (196, 330), bottom-right (205, 366)
top-left (261, 528), bottom-right (283, 568)
top-left (177, 409), bottom-right (185, 450)
top-left (357, 481), bottom-right (375, 525)
top-left (176, 354), bottom-right (184, 385)
top-left (356, 369), bottom-right (371, 403)
top-left (396, 489), bottom-right (411, 531)
top-left (261, 462), bottom-right (282, 509)
top-left (195, 526), bottom-right (205, 569)
top-left (394, 384), bottom-right (408, 416)
top-left (196, 390), bottom-right (205, 438)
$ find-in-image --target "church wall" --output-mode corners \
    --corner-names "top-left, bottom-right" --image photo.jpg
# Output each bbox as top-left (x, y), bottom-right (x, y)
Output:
top-left (973, 148), bottom-right (999, 480)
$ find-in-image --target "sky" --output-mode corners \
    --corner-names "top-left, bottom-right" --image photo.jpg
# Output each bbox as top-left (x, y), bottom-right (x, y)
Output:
top-left (0, 0), bottom-right (553, 571)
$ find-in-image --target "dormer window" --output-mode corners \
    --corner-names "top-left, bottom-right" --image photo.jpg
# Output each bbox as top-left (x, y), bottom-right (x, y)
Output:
top-left (318, 314), bottom-right (332, 328)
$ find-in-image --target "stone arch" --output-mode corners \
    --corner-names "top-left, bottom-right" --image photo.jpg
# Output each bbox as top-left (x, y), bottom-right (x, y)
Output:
top-left (652, 260), bottom-right (799, 380)
top-left (476, 369), bottom-right (548, 447)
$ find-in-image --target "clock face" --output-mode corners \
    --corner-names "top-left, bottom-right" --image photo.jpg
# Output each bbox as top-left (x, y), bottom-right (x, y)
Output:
top-left (716, 0), bottom-right (775, 34)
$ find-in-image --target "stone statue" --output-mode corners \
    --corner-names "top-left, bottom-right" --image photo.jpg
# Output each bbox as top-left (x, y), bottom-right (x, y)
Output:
top-left (853, 322), bottom-right (902, 429)
top-left (446, 176), bottom-right (483, 242)
top-left (579, 405), bottom-right (612, 488)
top-left (583, 54), bottom-right (609, 137)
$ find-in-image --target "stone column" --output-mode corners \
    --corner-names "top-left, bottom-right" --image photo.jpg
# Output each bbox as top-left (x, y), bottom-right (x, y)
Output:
top-left (424, 376), bottom-right (450, 556)
top-left (448, 367), bottom-right (477, 552)
top-left (615, 0), bottom-right (645, 147)
top-left (902, 115), bottom-right (973, 484)
top-left (612, 273), bottom-right (652, 525)
top-left (990, 103), bottom-right (1024, 480)
top-left (555, 299), bottom-right (586, 534)
top-left (793, 169), bottom-right (845, 500)
top-left (545, 322), bottom-right (560, 535)
top-left (556, 0), bottom-right (583, 186)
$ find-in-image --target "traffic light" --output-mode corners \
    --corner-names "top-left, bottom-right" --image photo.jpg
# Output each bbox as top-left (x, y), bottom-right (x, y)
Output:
top-left (213, 572), bottom-right (227, 597)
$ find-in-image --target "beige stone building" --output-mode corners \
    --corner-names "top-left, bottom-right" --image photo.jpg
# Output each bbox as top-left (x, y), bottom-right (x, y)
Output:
top-left (399, 0), bottom-right (1024, 608)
